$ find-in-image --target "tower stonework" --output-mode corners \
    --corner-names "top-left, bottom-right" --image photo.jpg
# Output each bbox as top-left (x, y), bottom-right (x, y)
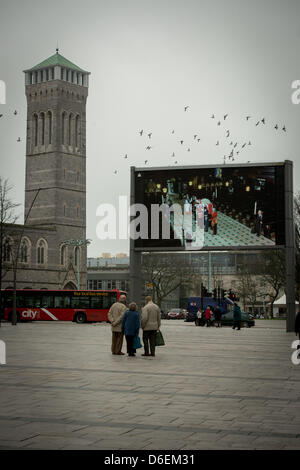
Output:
top-left (2, 52), bottom-right (90, 290)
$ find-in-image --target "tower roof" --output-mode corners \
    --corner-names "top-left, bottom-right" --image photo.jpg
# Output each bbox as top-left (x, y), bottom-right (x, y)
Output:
top-left (24, 50), bottom-right (89, 73)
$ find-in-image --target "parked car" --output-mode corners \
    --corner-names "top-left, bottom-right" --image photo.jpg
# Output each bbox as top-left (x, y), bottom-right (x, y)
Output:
top-left (195, 311), bottom-right (255, 327)
top-left (167, 308), bottom-right (185, 320)
top-left (221, 311), bottom-right (255, 327)
top-left (181, 309), bottom-right (188, 319)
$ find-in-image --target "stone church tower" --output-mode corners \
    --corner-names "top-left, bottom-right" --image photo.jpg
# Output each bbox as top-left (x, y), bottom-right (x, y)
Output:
top-left (2, 51), bottom-right (90, 290)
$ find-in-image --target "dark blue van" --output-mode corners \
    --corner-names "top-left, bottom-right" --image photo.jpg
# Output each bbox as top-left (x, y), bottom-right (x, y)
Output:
top-left (186, 296), bottom-right (234, 322)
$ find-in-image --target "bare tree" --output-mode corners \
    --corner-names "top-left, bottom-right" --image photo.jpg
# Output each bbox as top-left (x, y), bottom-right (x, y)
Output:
top-left (0, 178), bottom-right (20, 325)
top-left (235, 267), bottom-right (261, 312)
top-left (141, 253), bottom-right (191, 307)
top-left (261, 249), bottom-right (286, 318)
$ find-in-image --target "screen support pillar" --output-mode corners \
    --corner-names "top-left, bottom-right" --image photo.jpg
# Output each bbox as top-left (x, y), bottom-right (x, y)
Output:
top-left (285, 160), bottom-right (295, 332)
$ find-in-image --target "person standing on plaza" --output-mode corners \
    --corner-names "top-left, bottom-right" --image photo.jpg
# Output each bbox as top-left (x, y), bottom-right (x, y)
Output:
top-left (295, 311), bottom-right (300, 355)
top-left (214, 305), bottom-right (222, 327)
top-left (141, 296), bottom-right (161, 357)
top-left (108, 294), bottom-right (127, 355)
top-left (121, 302), bottom-right (140, 357)
top-left (233, 302), bottom-right (242, 330)
top-left (204, 306), bottom-right (211, 327)
top-left (196, 308), bottom-right (203, 326)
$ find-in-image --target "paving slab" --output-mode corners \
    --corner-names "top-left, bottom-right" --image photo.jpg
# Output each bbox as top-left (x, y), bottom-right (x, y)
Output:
top-left (0, 319), bottom-right (299, 450)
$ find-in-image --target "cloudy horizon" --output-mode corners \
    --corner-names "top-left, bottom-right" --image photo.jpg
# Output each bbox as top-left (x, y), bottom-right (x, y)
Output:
top-left (0, 0), bottom-right (299, 256)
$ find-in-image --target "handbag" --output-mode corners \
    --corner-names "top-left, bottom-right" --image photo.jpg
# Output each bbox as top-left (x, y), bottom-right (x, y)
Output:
top-left (155, 330), bottom-right (165, 346)
top-left (133, 334), bottom-right (142, 349)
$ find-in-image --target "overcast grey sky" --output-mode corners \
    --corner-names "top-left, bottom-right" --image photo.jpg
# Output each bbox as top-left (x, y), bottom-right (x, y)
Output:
top-left (0, 0), bottom-right (299, 256)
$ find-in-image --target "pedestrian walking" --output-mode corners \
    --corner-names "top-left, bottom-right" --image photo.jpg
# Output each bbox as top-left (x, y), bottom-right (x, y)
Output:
top-left (107, 294), bottom-right (127, 355)
top-left (141, 296), bottom-right (161, 357)
top-left (214, 305), bottom-right (222, 327)
top-left (232, 302), bottom-right (242, 330)
top-left (204, 306), bottom-right (211, 327)
top-left (295, 311), bottom-right (300, 356)
top-left (121, 302), bottom-right (140, 357)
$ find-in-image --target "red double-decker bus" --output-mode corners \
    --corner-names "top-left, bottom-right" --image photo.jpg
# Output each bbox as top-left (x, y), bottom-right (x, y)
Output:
top-left (1, 289), bottom-right (127, 323)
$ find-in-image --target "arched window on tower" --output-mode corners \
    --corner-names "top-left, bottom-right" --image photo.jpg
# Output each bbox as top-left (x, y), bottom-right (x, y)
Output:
top-left (68, 114), bottom-right (73, 146)
top-left (62, 112), bottom-right (66, 144)
top-left (75, 115), bottom-right (80, 147)
top-left (60, 245), bottom-right (67, 266)
top-left (40, 112), bottom-right (45, 145)
top-left (48, 111), bottom-right (52, 144)
top-left (33, 114), bottom-right (38, 147)
top-left (37, 239), bottom-right (47, 265)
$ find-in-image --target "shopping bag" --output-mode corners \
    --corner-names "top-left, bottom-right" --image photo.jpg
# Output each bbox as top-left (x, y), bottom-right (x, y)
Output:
top-left (133, 335), bottom-right (142, 349)
top-left (155, 330), bottom-right (165, 346)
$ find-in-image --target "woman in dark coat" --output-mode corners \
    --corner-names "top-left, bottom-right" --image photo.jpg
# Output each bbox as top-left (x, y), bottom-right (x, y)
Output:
top-left (121, 302), bottom-right (140, 357)
top-left (233, 303), bottom-right (242, 330)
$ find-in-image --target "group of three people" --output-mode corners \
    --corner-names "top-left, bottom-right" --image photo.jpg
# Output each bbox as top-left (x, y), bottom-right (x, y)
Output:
top-left (197, 302), bottom-right (242, 329)
top-left (107, 295), bottom-right (161, 357)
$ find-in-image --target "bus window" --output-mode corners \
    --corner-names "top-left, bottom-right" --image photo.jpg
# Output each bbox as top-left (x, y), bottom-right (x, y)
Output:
top-left (16, 295), bottom-right (25, 307)
top-left (4, 293), bottom-right (13, 308)
top-left (41, 295), bottom-right (54, 308)
top-left (71, 296), bottom-right (90, 309)
top-left (24, 295), bottom-right (41, 308)
top-left (54, 295), bottom-right (64, 308)
top-left (103, 293), bottom-right (117, 309)
top-left (63, 295), bottom-right (71, 308)
top-left (90, 296), bottom-right (103, 309)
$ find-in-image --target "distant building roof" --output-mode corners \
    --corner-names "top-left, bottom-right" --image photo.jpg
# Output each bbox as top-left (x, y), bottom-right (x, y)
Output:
top-left (272, 294), bottom-right (299, 306)
top-left (24, 51), bottom-right (89, 73)
top-left (87, 257), bottom-right (129, 268)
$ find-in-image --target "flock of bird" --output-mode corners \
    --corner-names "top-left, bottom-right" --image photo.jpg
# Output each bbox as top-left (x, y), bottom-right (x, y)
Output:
top-left (0, 107), bottom-right (287, 171)
top-left (113, 106), bottom-right (288, 174)
top-left (0, 110), bottom-right (21, 142)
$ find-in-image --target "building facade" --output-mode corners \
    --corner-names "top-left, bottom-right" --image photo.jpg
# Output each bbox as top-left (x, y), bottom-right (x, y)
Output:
top-left (2, 51), bottom-right (90, 289)
top-left (87, 256), bottom-right (130, 292)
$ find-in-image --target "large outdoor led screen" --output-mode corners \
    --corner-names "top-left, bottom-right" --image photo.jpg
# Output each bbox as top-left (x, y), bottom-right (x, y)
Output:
top-left (133, 163), bottom-right (285, 250)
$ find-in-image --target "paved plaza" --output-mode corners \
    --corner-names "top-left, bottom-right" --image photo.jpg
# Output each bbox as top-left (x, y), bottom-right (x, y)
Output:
top-left (0, 319), bottom-right (299, 450)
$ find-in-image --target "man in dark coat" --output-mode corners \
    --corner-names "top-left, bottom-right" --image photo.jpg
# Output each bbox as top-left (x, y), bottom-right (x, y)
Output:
top-left (254, 210), bottom-right (263, 237)
top-left (295, 311), bottom-right (300, 354)
top-left (233, 303), bottom-right (242, 330)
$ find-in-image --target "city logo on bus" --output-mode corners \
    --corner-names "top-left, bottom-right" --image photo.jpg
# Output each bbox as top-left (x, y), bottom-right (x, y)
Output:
top-left (22, 309), bottom-right (40, 320)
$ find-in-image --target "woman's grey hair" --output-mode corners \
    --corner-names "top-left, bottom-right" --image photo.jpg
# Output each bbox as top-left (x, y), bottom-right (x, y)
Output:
top-left (129, 302), bottom-right (137, 311)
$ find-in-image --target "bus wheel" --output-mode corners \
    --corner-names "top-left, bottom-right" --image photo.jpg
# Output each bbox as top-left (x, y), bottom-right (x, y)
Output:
top-left (75, 312), bottom-right (86, 324)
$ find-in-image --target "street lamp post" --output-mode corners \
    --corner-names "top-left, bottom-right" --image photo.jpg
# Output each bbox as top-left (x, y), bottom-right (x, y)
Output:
top-left (62, 238), bottom-right (91, 290)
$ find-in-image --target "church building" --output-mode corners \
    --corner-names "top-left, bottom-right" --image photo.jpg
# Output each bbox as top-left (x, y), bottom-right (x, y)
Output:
top-left (2, 50), bottom-right (90, 290)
